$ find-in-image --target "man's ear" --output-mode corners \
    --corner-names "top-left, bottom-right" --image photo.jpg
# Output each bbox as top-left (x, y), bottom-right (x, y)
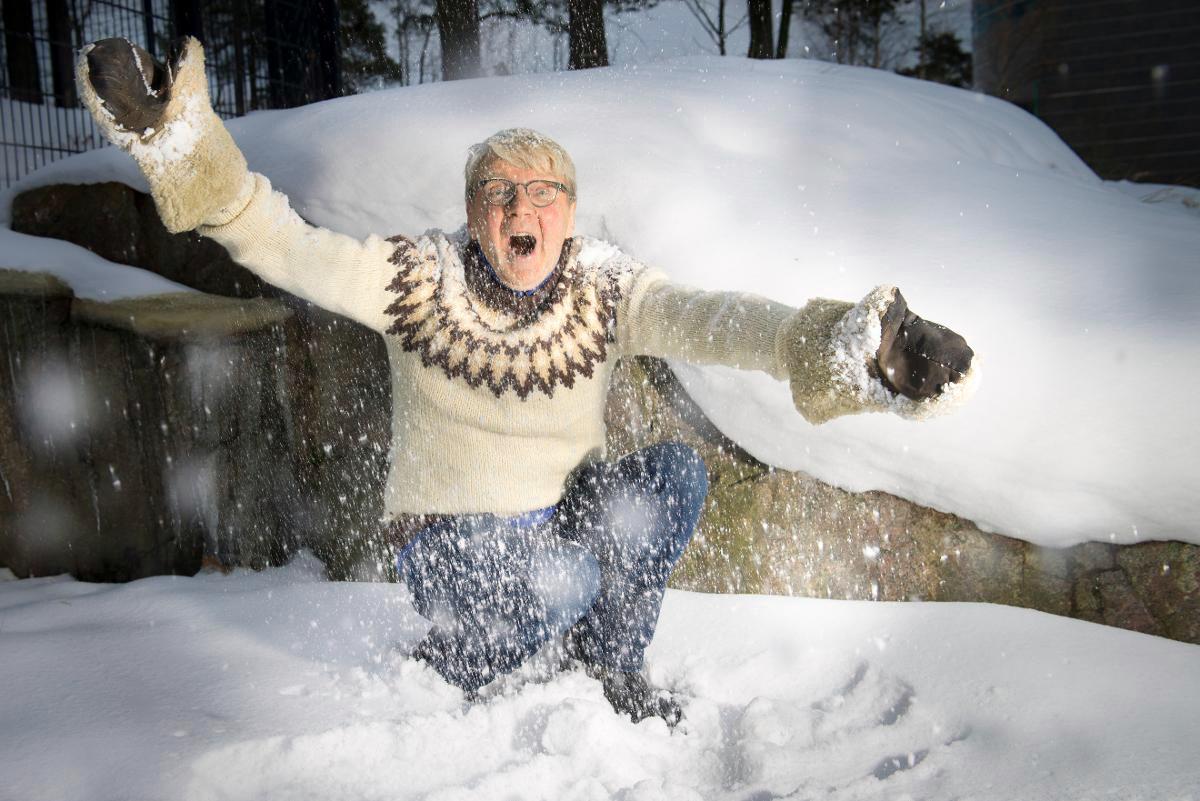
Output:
top-left (565, 200), bottom-right (576, 237)
top-left (466, 195), bottom-right (484, 240)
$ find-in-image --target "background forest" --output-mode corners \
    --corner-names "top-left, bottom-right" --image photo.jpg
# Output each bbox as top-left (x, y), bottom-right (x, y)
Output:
top-left (323, 0), bottom-right (973, 90)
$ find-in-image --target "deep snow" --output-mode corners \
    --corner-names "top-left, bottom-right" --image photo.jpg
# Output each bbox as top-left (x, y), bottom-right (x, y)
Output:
top-left (5, 56), bottom-right (1198, 548)
top-left (1, 557), bottom-right (1198, 801)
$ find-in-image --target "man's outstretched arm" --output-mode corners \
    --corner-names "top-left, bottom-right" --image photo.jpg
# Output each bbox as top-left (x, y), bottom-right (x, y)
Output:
top-left (76, 37), bottom-right (400, 332)
top-left (618, 266), bottom-right (977, 424)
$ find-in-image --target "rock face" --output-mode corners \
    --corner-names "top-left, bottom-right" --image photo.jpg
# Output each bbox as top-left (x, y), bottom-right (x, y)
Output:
top-left (0, 270), bottom-right (295, 579)
top-left (7, 184), bottom-right (394, 581)
top-left (4, 182), bottom-right (1198, 645)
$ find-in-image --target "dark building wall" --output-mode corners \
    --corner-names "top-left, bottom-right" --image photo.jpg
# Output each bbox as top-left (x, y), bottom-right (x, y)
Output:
top-left (973, 0), bottom-right (1046, 106)
top-left (974, 0), bottom-right (1200, 187)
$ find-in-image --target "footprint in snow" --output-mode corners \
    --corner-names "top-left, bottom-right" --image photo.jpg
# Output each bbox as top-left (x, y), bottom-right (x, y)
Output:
top-left (727, 661), bottom-right (969, 798)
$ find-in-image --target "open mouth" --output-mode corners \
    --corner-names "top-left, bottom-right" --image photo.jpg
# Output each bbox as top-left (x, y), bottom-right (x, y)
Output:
top-left (508, 234), bottom-right (537, 256)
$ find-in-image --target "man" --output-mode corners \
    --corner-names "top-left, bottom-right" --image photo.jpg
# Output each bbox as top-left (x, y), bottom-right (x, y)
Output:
top-left (75, 38), bottom-right (976, 727)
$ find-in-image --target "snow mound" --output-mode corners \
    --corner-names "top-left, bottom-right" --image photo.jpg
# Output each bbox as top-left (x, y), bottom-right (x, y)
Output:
top-left (6, 56), bottom-right (1198, 546)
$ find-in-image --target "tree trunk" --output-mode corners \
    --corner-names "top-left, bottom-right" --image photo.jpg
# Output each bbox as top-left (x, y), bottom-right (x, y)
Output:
top-left (918, 0), bottom-right (927, 78)
top-left (397, 20), bottom-right (409, 86)
top-left (872, 15), bottom-right (881, 68)
top-left (263, 0), bottom-right (286, 106)
top-left (233, 8), bottom-right (247, 114)
top-left (776, 0), bottom-right (794, 59)
top-left (747, 0), bottom-right (774, 59)
top-left (172, 0), bottom-right (205, 41)
top-left (46, 0), bottom-right (77, 107)
top-left (419, 26), bottom-right (432, 83)
top-left (3, 0), bottom-right (43, 104)
top-left (437, 0), bottom-right (481, 81)
top-left (315, 0), bottom-right (341, 99)
top-left (568, 0), bottom-right (608, 70)
top-left (249, 37), bottom-right (260, 110)
top-left (718, 0), bottom-right (727, 56)
top-left (841, 7), bottom-right (854, 64)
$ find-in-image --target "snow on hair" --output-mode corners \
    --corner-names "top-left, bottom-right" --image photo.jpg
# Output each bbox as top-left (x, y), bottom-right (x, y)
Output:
top-left (464, 128), bottom-right (577, 202)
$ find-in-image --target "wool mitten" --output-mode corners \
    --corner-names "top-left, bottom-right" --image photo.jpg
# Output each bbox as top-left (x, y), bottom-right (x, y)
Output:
top-left (777, 284), bottom-right (977, 424)
top-left (875, 288), bottom-right (973, 400)
top-left (76, 36), bottom-right (250, 233)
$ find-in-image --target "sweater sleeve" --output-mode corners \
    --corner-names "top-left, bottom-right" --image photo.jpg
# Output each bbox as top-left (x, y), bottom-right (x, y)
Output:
top-left (617, 266), bottom-right (796, 379)
top-left (197, 172), bottom-right (401, 333)
top-left (617, 266), bottom-right (976, 426)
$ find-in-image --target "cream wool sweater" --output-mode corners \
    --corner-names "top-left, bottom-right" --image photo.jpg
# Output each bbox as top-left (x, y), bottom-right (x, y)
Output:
top-left (197, 172), bottom-right (905, 517)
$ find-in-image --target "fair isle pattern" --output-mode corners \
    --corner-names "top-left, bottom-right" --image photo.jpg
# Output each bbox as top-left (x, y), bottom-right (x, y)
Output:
top-left (382, 235), bottom-right (623, 400)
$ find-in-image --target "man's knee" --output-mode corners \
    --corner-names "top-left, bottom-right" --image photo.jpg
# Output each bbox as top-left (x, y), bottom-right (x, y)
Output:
top-left (645, 441), bottom-right (709, 517)
top-left (666, 441), bottom-right (708, 487)
top-left (531, 545), bottom-right (601, 625)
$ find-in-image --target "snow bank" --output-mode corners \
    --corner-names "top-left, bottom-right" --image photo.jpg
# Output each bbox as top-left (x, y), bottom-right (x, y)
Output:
top-left (0, 226), bottom-right (193, 299)
top-left (6, 57), bottom-right (1198, 547)
top-left (0, 560), bottom-right (1196, 801)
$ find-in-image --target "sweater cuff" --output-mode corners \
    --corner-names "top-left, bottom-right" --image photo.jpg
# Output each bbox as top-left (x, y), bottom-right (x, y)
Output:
top-left (200, 170), bottom-right (257, 228)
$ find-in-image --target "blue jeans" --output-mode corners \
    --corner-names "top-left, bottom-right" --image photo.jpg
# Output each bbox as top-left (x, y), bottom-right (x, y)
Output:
top-left (397, 442), bottom-right (709, 692)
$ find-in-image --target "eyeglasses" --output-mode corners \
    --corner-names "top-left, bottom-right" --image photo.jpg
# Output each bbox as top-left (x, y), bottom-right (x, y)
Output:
top-left (474, 178), bottom-right (571, 208)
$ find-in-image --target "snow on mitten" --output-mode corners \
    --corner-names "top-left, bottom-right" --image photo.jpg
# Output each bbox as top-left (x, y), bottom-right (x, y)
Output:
top-left (777, 285), bottom-right (978, 424)
top-left (76, 36), bottom-right (250, 233)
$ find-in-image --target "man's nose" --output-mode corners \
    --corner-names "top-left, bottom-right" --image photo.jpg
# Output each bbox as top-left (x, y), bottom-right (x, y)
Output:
top-left (505, 185), bottom-right (536, 214)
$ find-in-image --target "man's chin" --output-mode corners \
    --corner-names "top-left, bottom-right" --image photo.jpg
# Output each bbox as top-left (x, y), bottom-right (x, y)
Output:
top-left (504, 248), bottom-right (542, 268)
top-left (497, 252), bottom-right (553, 290)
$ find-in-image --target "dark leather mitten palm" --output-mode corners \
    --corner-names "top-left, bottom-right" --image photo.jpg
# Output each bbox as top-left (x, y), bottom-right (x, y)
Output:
top-left (876, 289), bottom-right (973, 401)
top-left (77, 35), bottom-right (246, 233)
top-left (86, 37), bottom-right (183, 134)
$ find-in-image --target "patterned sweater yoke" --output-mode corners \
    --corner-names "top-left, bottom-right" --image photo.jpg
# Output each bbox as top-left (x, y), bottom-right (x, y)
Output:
top-left (382, 234), bottom-right (624, 401)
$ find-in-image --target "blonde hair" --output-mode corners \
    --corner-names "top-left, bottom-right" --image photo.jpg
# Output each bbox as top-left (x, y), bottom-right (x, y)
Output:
top-left (464, 128), bottom-right (577, 202)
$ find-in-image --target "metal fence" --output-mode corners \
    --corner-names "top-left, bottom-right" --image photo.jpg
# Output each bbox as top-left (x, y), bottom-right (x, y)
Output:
top-left (1, 0), bottom-right (340, 189)
top-left (198, 0), bottom-right (340, 118)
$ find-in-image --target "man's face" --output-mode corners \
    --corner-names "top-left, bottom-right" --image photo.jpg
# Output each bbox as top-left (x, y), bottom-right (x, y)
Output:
top-left (466, 158), bottom-right (576, 292)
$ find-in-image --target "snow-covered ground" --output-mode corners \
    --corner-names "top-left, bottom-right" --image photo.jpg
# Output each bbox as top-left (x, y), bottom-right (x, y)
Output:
top-left (1, 557), bottom-right (1197, 801)
top-left (5, 56), bottom-right (1198, 548)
